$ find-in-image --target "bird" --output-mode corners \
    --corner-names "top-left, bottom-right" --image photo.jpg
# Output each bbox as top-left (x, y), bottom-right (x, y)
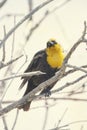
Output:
top-left (18, 39), bottom-right (65, 111)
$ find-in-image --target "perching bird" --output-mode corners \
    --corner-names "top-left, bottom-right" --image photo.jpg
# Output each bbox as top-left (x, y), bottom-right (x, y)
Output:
top-left (19, 39), bottom-right (64, 111)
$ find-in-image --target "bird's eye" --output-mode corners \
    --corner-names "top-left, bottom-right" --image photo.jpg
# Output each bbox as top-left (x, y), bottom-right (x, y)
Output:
top-left (47, 40), bottom-right (57, 48)
top-left (51, 40), bottom-right (57, 44)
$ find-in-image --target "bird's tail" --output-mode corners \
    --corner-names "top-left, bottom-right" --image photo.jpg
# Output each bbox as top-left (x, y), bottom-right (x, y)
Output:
top-left (18, 102), bottom-right (31, 111)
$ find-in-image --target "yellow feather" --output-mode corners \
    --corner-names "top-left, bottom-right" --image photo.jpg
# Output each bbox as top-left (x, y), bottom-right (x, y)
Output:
top-left (46, 44), bottom-right (64, 68)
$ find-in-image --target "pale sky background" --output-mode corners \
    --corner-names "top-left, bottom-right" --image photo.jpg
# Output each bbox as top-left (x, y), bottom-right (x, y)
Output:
top-left (0, 0), bottom-right (87, 130)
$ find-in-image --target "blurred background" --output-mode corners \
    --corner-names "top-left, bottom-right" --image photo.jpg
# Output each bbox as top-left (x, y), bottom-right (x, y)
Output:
top-left (0, 0), bottom-right (87, 130)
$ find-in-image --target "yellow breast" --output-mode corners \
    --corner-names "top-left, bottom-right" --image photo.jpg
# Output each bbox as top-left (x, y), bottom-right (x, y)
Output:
top-left (46, 44), bottom-right (64, 68)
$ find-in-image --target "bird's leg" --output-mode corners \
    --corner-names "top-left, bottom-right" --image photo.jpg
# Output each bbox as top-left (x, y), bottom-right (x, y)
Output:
top-left (40, 87), bottom-right (51, 97)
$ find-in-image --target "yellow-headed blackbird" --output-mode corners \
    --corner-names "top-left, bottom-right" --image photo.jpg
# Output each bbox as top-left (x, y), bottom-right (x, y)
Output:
top-left (19, 39), bottom-right (64, 111)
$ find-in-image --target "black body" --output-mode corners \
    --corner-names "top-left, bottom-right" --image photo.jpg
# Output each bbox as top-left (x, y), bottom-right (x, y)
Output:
top-left (19, 49), bottom-right (59, 111)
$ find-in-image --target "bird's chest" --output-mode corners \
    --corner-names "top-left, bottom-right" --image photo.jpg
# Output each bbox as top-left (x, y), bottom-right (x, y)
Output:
top-left (46, 53), bottom-right (62, 68)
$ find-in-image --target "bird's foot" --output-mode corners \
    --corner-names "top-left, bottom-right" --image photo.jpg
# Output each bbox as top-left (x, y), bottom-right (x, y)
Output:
top-left (44, 90), bottom-right (51, 97)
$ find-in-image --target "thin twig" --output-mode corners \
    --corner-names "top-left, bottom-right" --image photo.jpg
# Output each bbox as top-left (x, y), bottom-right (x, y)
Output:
top-left (0, 104), bottom-right (8, 130)
top-left (42, 99), bottom-right (49, 130)
top-left (0, 0), bottom-right (56, 48)
top-left (52, 74), bottom-right (87, 94)
top-left (57, 108), bottom-right (68, 128)
top-left (50, 120), bottom-right (87, 130)
top-left (63, 21), bottom-right (87, 65)
top-left (26, 0), bottom-right (70, 42)
top-left (2, 25), bottom-right (6, 61)
top-left (66, 64), bottom-right (87, 74)
top-left (63, 64), bottom-right (87, 77)
top-left (11, 109), bottom-right (19, 130)
top-left (0, 56), bottom-right (28, 104)
top-left (80, 125), bottom-right (84, 130)
top-left (58, 120), bottom-right (87, 129)
top-left (28, 0), bottom-right (33, 20)
top-left (26, 11), bottom-right (49, 42)
top-left (0, 21), bottom-right (87, 116)
top-left (44, 97), bottom-right (87, 102)
top-left (1, 101), bottom-right (15, 104)
top-left (11, 15), bottom-right (16, 59)
top-left (0, 0), bottom-right (7, 8)
top-left (0, 55), bottom-right (23, 69)
top-left (0, 71), bottom-right (45, 82)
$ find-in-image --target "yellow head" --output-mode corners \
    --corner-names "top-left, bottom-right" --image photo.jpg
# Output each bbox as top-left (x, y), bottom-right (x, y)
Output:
top-left (46, 39), bottom-right (63, 52)
top-left (46, 39), bottom-right (65, 68)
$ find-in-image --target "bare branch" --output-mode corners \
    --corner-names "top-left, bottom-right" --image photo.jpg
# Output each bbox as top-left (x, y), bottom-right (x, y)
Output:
top-left (28, 0), bottom-right (33, 20)
top-left (1, 101), bottom-right (15, 104)
top-left (63, 21), bottom-right (87, 65)
top-left (42, 99), bottom-right (49, 130)
top-left (0, 21), bottom-right (87, 116)
top-left (58, 120), bottom-right (87, 130)
top-left (0, 104), bottom-right (8, 130)
top-left (44, 97), bottom-right (87, 102)
top-left (11, 109), bottom-right (19, 130)
top-left (0, 0), bottom-right (7, 8)
top-left (64, 64), bottom-right (87, 77)
top-left (0, 71), bottom-right (45, 82)
top-left (82, 21), bottom-right (87, 39)
top-left (63, 39), bottom-right (83, 65)
top-left (26, 11), bottom-right (49, 42)
top-left (57, 108), bottom-right (68, 128)
top-left (0, 58), bottom-right (28, 103)
top-left (0, 73), bottom-right (87, 116)
top-left (0, 66), bottom-right (66, 116)
top-left (0, 55), bottom-right (23, 69)
top-left (50, 120), bottom-right (87, 130)
top-left (2, 25), bottom-right (6, 62)
top-left (0, 0), bottom-right (56, 48)
top-left (26, 0), bottom-right (70, 42)
top-left (52, 74), bottom-right (87, 94)
top-left (11, 15), bottom-right (16, 59)
top-left (66, 64), bottom-right (87, 74)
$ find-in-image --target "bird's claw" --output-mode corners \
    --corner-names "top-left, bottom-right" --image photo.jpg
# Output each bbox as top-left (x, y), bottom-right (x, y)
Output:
top-left (44, 90), bottom-right (51, 97)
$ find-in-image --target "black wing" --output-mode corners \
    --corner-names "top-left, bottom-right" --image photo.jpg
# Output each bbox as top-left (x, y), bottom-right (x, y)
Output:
top-left (19, 49), bottom-right (45, 90)
top-left (24, 50), bottom-right (45, 73)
